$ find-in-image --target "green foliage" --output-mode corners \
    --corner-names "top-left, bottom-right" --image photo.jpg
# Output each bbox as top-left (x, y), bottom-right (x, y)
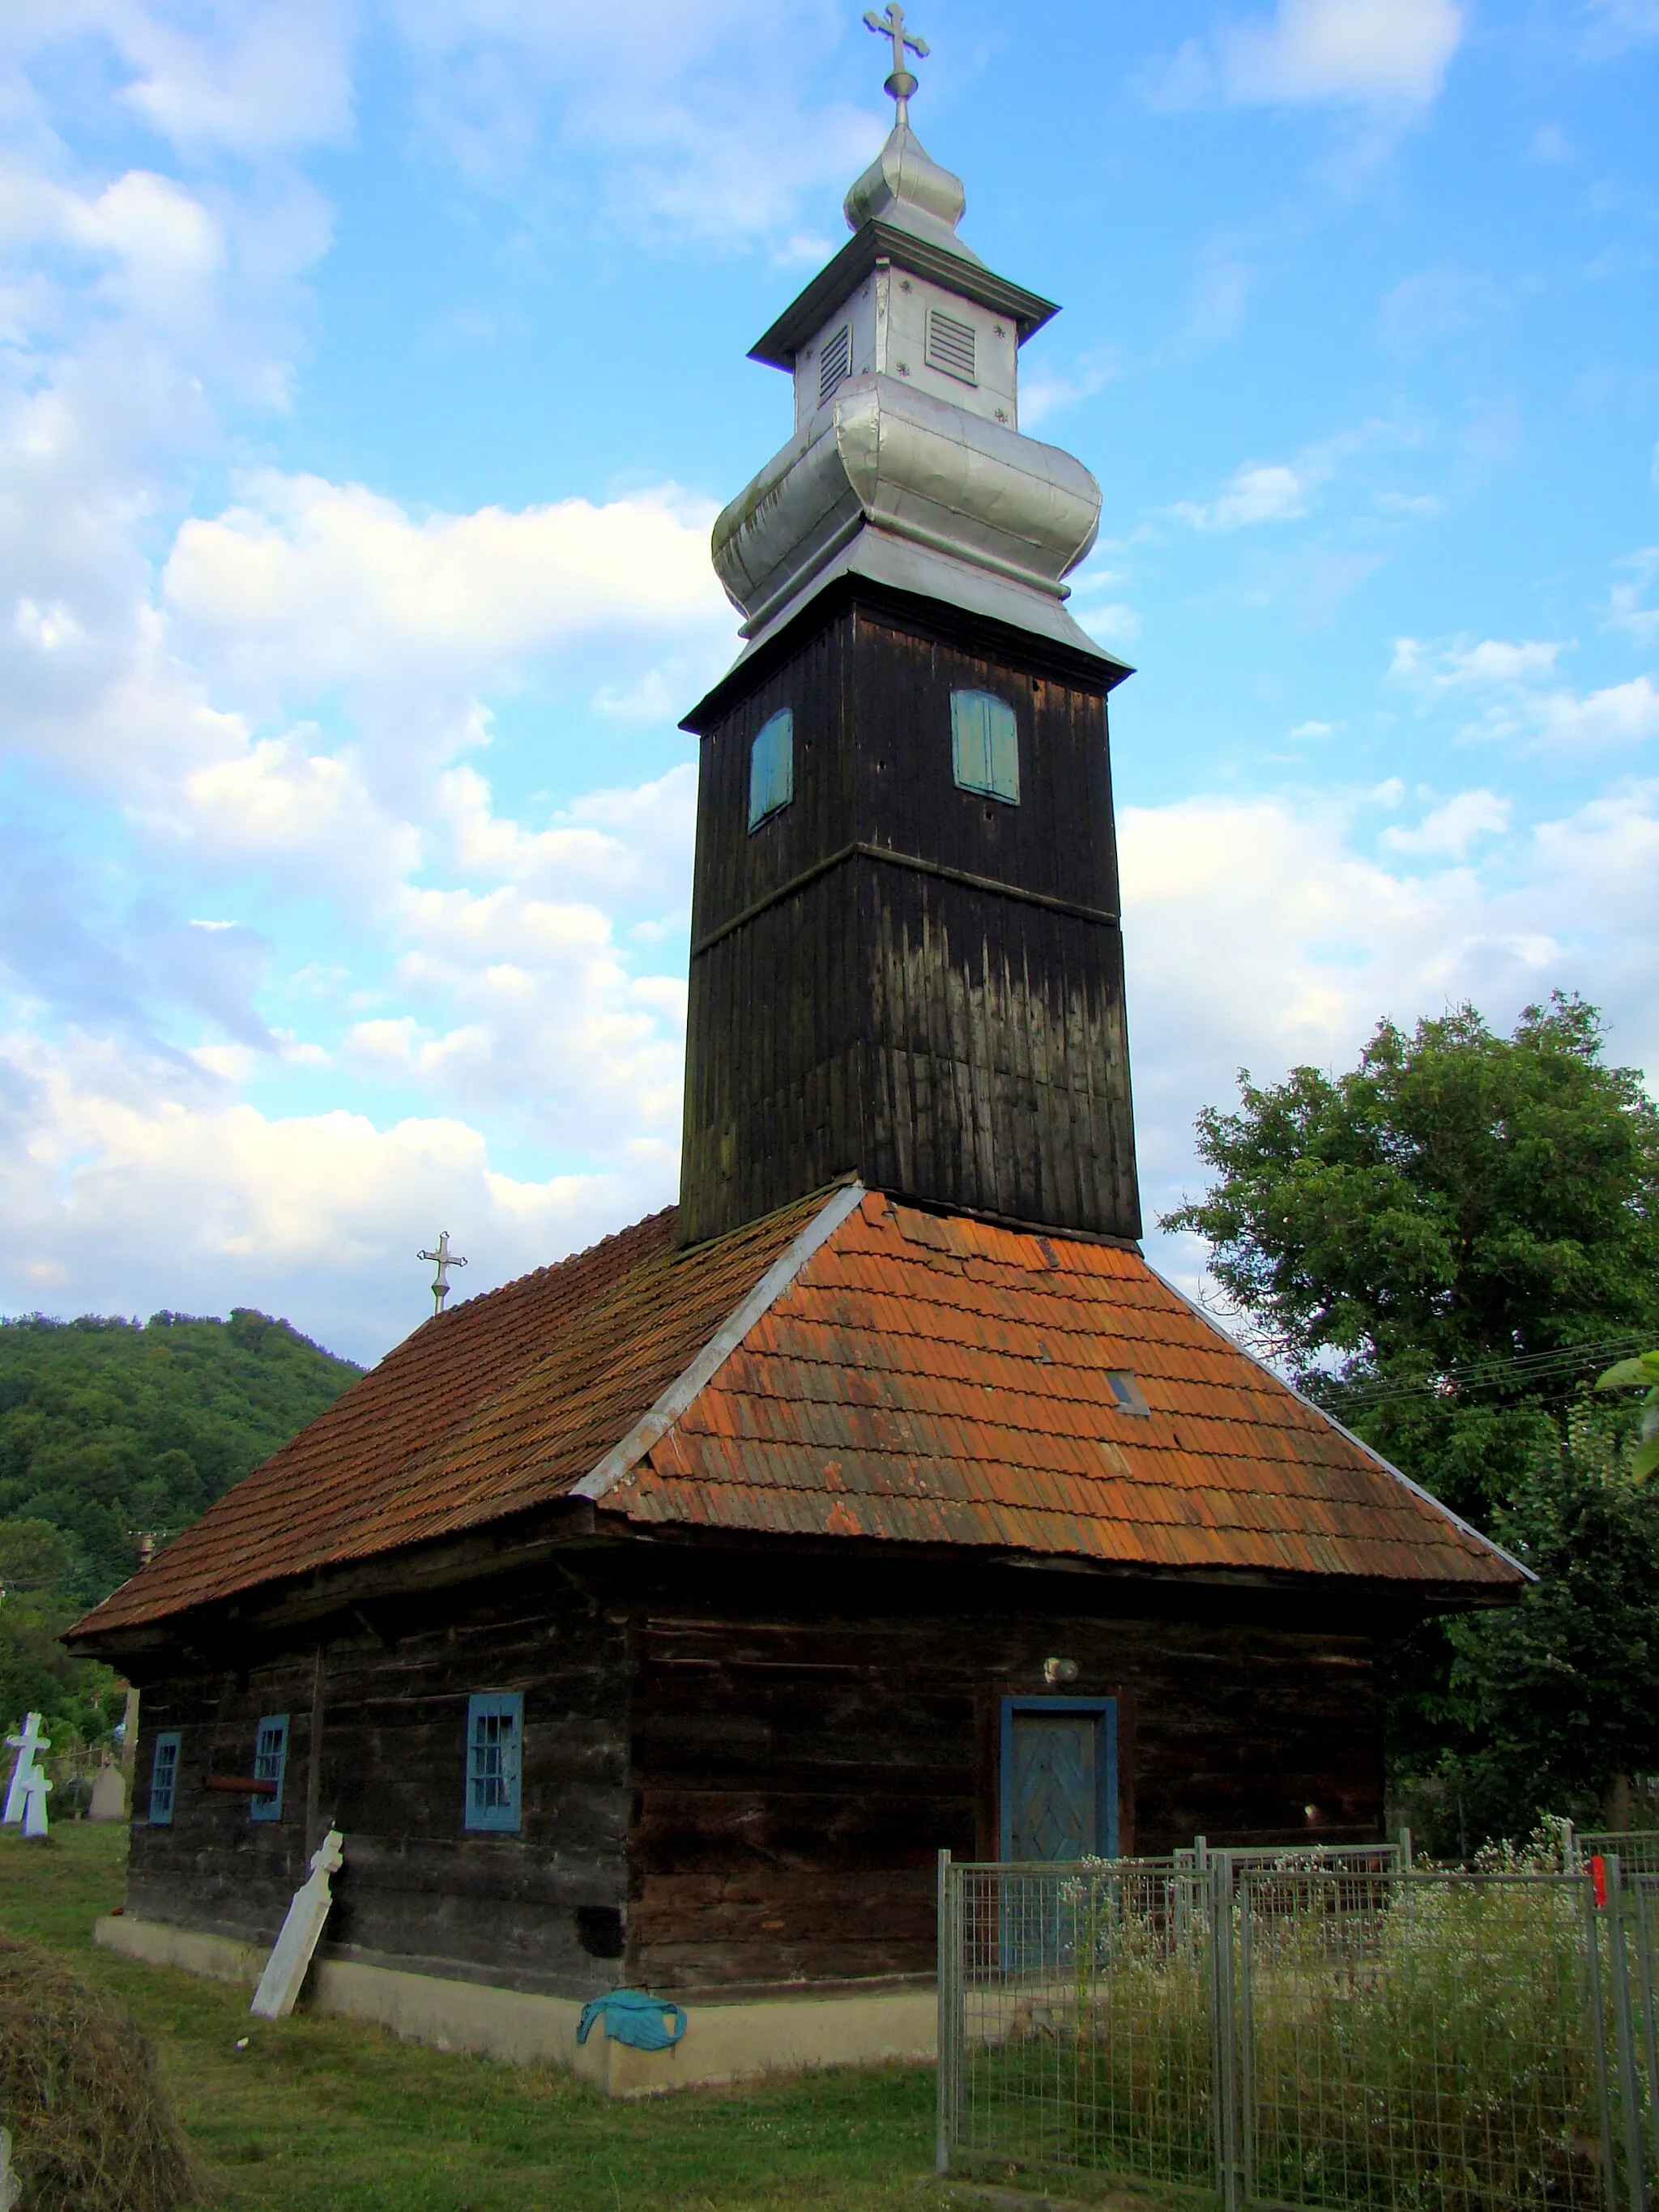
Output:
top-left (1597, 1347), bottom-right (1659, 1481)
top-left (1422, 1402), bottom-right (1659, 1845)
top-left (0, 1596), bottom-right (121, 1746)
top-left (0, 1308), bottom-right (361, 1613)
top-left (1159, 993), bottom-right (1659, 1838)
top-left (1159, 992), bottom-right (1659, 1524)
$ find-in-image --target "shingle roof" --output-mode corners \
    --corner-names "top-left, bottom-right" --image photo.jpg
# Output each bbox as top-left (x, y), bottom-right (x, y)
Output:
top-left (605, 1193), bottom-right (1520, 1589)
top-left (70, 1183), bottom-right (1520, 1645)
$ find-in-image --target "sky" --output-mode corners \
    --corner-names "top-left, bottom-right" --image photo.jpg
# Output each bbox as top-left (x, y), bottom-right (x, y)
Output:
top-left (2, 0), bottom-right (1656, 1366)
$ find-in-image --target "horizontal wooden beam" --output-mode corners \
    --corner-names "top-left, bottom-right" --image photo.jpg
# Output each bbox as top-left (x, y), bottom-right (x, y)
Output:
top-left (690, 839), bottom-right (1121, 961)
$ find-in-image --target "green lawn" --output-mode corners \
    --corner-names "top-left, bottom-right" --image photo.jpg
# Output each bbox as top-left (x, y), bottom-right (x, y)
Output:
top-left (0, 1825), bottom-right (970, 2211)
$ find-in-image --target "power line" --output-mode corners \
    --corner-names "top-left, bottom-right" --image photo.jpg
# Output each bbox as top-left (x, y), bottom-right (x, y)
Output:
top-left (1317, 1334), bottom-right (1651, 1417)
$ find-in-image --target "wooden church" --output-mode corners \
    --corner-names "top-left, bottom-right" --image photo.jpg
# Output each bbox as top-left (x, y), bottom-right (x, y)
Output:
top-left (70, 33), bottom-right (1522, 2092)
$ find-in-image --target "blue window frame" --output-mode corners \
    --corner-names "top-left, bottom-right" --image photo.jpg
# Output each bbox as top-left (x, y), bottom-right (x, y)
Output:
top-left (249, 1713), bottom-right (289, 1822)
top-left (748, 709), bottom-right (794, 829)
top-left (951, 688), bottom-right (1020, 804)
top-left (1000, 1697), bottom-right (1118, 1861)
top-left (466, 1692), bottom-right (523, 1834)
top-left (147, 1731), bottom-right (181, 1825)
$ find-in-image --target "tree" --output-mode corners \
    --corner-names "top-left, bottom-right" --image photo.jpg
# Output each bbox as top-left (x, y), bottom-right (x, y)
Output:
top-left (1160, 994), bottom-right (1659, 1524)
top-left (1423, 1401), bottom-right (1659, 1848)
top-left (1161, 993), bottom-right (1659, 1838)
top-left (0, 1306), bottom-right (361, 1609)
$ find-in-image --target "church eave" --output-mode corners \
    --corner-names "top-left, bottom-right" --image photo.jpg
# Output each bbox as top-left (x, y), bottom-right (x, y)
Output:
top-left (680, 569), bottom-right (1132, 735)
top-left (748, 219), bottom-right (1058, 370)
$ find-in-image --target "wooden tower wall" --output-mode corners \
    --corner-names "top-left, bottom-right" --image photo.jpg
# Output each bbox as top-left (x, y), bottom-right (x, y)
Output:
top-left (680, 581), bottom-right (1140, 1246)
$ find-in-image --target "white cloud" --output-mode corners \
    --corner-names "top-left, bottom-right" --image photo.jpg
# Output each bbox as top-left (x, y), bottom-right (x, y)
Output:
top-left (1380, 788), bottom-right (1510, 858)
top-left (383, 0), bottom-right (881, 243)
top-left (1174, 462), bottom-right (1308, 531)
top-left (1580, 0), bottom-right (1659, 58)
top-left (0, 1026), bottom-right (667, 1364)
top-left (1124, 781), bottom-right (1659, 1260)
top-left (13, 0), bottom-right (359, 156)
top-left (165, 472), bottom-right (729, 703)
top-left (1389, 633), bottom-right (1659, 755)
top-left (1223, 0), bottom-right (1463, 104)
top-left (1146, 0), bottom-right (1463, 111)
top-left (1607, 549), bottom-right (1659, 642)
top-left (1537, 676), bottom-right (1659, 752)
top-left (1390, 635), bottom-right (1567, 687)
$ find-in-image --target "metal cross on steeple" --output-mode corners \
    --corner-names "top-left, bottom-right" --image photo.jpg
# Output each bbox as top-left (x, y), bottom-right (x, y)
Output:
top-left (418, 1230), bottom-right (468, 1317)
top-left (863, 3), bottom-right (928, 127)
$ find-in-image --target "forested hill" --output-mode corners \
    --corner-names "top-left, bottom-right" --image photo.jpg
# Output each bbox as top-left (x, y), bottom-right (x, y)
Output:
top-left (0, 1310), bottom-right (364, 1612)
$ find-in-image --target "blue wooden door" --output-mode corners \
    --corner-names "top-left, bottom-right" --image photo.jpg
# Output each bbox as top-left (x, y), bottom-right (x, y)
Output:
top-left (999, 1698), bottom-right (1117, 1862)
top-left (1009, 1711), bottom-right (1099, 1860)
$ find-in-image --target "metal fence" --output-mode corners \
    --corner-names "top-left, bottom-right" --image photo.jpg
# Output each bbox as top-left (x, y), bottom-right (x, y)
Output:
top-left (937, 1843), bottom-right (1659, 2211)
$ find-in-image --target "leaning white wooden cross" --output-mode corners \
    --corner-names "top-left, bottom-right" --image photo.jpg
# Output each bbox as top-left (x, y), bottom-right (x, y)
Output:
top-left (3, 1712), bottom-right (53, 1838)
top-left (249, 1828), bottom-right (345, 2021)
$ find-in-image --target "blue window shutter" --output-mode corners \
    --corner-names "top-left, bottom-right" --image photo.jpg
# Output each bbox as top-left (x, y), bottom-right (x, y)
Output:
top-left (748, 710), bottom-right (794, 829)
top-left (148, 1732), bottom-right (181, 1826)
top-left (465, 1692), bottom-right (523, 1834)
top-left (249, 1714), bottom-right (289, 1822)
top-left (951, 690), bottom-right (1019, 803)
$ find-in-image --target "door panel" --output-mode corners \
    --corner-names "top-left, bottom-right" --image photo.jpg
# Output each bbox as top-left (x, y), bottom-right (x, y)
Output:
top-left (1009, 1711), bottom-right (1098, 1860)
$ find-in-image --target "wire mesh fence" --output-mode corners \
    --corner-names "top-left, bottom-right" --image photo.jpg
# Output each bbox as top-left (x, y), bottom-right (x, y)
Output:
top-left (938, 1841), bottom-right (1659, 2211)
top-left (938, 1856), bottom-right (1220, 2196)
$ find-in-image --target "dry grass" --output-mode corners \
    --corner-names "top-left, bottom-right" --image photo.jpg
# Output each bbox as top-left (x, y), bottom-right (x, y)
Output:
top-left (0, 1919), bottom-right (199, 2211)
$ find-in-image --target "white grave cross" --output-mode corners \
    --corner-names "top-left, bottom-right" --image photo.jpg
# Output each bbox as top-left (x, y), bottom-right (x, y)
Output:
top-left (3, 1712), bottom-right (52, 1836)
top-left (250, 1828), bottom-right (345, 2020)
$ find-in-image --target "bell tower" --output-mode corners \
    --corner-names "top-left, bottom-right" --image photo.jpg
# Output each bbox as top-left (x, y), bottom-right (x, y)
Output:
top-left (677, 13), bottom-right (1140, 1248)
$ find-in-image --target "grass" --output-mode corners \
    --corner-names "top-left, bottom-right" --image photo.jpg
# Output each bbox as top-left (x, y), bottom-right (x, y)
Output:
top-left (0, 1824), bottom-right (975, 2212)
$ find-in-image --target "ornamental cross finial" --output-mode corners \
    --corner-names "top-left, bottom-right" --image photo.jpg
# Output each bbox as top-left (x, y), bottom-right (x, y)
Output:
top-left (418, 1230), bottom-right (468, 1317)
top-left (863, 4), bottom-right (928, 127)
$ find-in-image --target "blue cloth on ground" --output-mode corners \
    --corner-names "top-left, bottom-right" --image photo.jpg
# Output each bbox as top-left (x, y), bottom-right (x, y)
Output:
top-left (577, 1988), bottom-right (688, 2051)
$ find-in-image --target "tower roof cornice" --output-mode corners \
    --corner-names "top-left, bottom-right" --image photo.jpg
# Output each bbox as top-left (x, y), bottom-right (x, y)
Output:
top-left (748, 215), bottom-right (1058, 372)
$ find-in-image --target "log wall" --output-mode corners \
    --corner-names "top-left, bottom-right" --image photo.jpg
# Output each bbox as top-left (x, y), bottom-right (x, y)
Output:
top-left (679, 582), bottom-right (1141, 1245)
top-left (625, 1559), bottom-right (1385, 1993)
top-left (123, 1549), bottom-right (1387, 2002)
top-left (126, 1572), bottom-right (629, 1997)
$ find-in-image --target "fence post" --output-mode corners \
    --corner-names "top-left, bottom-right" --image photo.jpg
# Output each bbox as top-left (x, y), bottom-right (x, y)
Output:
top-left (936, 1848), bottom-right (954, 2178)
top-left (1209, 1857), bottom-right (1243, 2212)
top-left (1586, 1867), bottom-right (1623, 2212)
top-left (1606, 1856), bottom-right (1649, 2212)
top-left (1238, 1877), bottom-right (1256, 2206)
top-left (1631, 1869), bottom-right (1659, 2184)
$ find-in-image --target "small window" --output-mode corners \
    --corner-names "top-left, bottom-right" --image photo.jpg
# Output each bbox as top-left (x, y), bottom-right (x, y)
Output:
top-left (148, 1732), bottom-right (181, 1825)
top-left (466, 1692), bottom-right (523, 1834)
top-left (748, 708), bottom-right (795, 829)
top-left (950, 689), bottom-right (1020, 804)
top-left (818, 325), bottom-right (851, 407)
top-left (927, 306), bottom-right (977, 385)
top-left (249, 1713), bottom-right (288, 1822)
top-left (1107, 1371), bottom-right (1150, 1417)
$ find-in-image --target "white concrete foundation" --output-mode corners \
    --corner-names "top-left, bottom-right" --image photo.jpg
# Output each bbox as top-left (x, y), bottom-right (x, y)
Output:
top-left (94, 1915), bottom-right (936, 2095)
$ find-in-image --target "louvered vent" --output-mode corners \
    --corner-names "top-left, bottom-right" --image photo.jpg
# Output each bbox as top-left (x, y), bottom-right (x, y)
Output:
top-left (817, 325), bottom-right (852, 407)
top-left (926, 306), bottom-right (977, 384)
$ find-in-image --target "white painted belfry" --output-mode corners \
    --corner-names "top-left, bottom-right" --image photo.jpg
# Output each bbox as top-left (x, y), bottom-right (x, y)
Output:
top-left (710, 24), bottom-right (1112, 671)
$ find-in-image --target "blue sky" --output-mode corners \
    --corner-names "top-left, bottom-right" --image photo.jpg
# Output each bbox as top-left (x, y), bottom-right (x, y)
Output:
top-left (2, 0), bottom-right (1656, 1364)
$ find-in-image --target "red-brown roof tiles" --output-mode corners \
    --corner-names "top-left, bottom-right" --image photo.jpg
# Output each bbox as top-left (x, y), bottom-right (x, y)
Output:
top-left (71, 1183), bottom-right (1520, 1646)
